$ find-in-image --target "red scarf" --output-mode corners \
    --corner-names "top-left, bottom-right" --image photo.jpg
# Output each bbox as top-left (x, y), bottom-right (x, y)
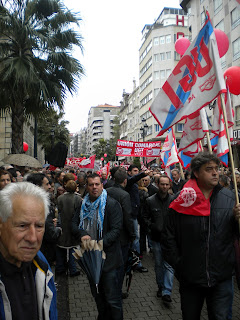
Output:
top-left (169, 179), bottom-right (211, 216)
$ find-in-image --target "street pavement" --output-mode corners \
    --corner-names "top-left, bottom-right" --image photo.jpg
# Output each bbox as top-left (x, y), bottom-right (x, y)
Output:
top-left (57, 251), bottom-right (240, 320)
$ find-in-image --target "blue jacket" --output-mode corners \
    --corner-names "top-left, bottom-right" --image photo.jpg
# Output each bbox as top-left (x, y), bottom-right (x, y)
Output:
top-left (0, 251), bottom-right (58, 320)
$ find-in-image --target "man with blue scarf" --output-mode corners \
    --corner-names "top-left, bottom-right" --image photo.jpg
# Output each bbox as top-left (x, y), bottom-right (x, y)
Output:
top-left (72, 173), bottom-right (123, 320)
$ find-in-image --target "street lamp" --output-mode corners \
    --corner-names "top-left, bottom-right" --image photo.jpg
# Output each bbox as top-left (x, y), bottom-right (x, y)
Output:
top-left (140, 118), bottom-right (148, 166)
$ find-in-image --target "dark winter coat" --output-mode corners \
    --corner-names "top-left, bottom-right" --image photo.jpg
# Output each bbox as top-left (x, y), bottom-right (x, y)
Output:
top-left (71, 195), bottom-right (123, 272)
top-left (162, 185), bottom-right (237, 287)
top-left (143, 192), bottom-right (174, 242)
top-left (57, 192), bottom-right (82, 247)
top-left (126, 172), bottom-right (146, 219)
top-left (107, 184), bottom-right (135, 246)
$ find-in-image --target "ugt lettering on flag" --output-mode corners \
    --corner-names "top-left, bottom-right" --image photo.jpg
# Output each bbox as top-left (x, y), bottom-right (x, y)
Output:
top-left (150, 12), bottom-right (226, 136)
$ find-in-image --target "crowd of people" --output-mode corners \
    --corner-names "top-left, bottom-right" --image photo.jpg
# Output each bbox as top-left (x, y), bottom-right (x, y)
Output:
top-left (0, 152), bottom-right (240, 320)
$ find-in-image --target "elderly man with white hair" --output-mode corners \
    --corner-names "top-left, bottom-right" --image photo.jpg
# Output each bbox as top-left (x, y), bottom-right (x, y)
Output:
top-left (0, 182), bottom-right (58, 320)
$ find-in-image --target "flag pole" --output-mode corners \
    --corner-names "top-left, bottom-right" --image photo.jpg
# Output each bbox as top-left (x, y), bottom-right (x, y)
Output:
top-left (220, 94), bottom-right (239, 205)
top-left (206, 131), bottom-right (212, 154)
top-left (179, 162), bottom-right (185, 180)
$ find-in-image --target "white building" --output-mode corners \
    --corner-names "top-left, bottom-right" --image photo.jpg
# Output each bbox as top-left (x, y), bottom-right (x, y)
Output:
top-left (139, 7), bottom-right (189, 144)
top-left (86, 104), bottom-right (120, 155)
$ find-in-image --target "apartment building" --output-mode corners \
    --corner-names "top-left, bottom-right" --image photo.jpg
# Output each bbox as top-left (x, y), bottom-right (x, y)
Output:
top-left (139, 7), bottom-right (189, 144)
top-left (120, 80), bottom-right (141, 142)
top-left (180, 0), bottom-right (240, 163)
top-left (86, 104), bottom-right (120, 155)
top-left (69, 128), bottom-right (87, 157)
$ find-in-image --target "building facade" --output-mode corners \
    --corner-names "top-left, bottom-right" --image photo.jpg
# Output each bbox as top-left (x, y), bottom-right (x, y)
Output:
top-left (0, 111), bottom-right (45, 164)
top-left (86, 104), bottom-right (120, 155)
top-left (138, 7), bottom-right (189, 144)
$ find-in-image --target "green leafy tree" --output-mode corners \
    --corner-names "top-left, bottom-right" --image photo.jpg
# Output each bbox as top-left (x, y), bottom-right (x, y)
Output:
top-left (37, 109), bottom-right (70, 160)
top-left (0, 0), bottom-right (84, 153)
top-left (133, 157), bottom-right (141, 169)
top-left (93, 138), bottom-right (116, 162)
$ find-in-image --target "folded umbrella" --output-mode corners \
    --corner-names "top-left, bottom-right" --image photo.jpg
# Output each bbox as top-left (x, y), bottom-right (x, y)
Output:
top-left (125, 249), bottom-right (140, 293)
top-left (73, 239), bottom-right (106, 292)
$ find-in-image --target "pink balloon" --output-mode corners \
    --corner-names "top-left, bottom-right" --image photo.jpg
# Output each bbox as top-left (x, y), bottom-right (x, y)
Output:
top-left (214, 29), bottom-right (229, 58)
top-left (100, 157), bottom-right (104, 161)
top-left (175, 37), bottom-right (191, 56)
top-left (23, 142), bottom-right (28, 152)
top-left (224, 66), bottom-right (240, 95)
top-left (104, 153), bottom-right (107, 157)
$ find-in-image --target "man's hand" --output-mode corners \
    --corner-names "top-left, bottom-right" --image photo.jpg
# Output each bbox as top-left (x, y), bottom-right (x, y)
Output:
top-left (81, 235), bottom-right (91, 241)
top-left (233, 203), bottom-right (240, 220)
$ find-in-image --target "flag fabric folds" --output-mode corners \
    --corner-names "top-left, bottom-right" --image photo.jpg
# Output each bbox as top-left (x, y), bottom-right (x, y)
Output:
top-left (150, 13), bottom-right (226, 136)
top-left (178, 142), bottom-right (203, 169)
top-left (78, 155), bottom-right (96, 169)
top-left (179, 108), bottom-right (208, 152)
top-left (210, 89), bottom-right (233, 166)
top-left (161, 129), bottom-right (179, 179)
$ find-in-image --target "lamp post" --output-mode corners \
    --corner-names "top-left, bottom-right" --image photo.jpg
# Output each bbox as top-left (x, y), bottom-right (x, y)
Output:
top-left (140, 118), bottom-right (148, 166)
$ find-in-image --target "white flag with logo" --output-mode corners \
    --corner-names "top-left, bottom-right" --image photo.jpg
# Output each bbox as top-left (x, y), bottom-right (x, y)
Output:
top-left (150, 12), bottom-right (226, 136)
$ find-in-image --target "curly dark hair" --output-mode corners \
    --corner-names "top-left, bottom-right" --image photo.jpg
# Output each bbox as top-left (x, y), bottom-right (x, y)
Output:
top-left (190, 152), bottom-right (220, 179)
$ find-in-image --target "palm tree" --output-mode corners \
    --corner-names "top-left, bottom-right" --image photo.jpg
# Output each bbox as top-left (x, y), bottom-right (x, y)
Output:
top-left (0, 0), bottom-right (84, 153)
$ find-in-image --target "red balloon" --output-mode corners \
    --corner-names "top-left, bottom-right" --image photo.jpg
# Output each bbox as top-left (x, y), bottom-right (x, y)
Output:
top-left (175, 37), bottom-right (191, 56)
top-left (214, 29), bottom-right (229, 58)
top-left (224, 66), bottom-right (240, 95)
top-left (23, 142), bottom-right (28, 152)
top-left (83, 157), bottom-right (86, 160)
top-left (100, 157), bottom-right (104, 161)
top-left (104, 153), bottom-right (107, 157)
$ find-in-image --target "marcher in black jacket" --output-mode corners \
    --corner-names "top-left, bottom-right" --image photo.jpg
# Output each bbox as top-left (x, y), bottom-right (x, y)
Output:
top-left (71, 173), bottom-right (123, 320)
top-left (144, 175), bottom-right (174, 303)
top-left (162, 152), bottom-right (239, 320)
top-left (107, 168), bottom-right (135, 298)
top-left (125, 165), bottom-right (149, 272)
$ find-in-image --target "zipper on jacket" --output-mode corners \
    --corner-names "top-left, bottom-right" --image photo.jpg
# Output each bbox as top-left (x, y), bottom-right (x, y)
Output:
top-left (206, 215), bottom-right (211, 287)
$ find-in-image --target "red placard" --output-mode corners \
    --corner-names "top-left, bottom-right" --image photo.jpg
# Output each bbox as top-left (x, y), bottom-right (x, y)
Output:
top-left (116, 140), bottom-right (161, 157)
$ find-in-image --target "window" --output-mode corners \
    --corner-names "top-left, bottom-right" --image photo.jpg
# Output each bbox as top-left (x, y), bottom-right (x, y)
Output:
top-left (214, 0), bottom-right (223, 14)
top-left (160, 52), bottom-right (165, 61)
top-left (231, 7), bottom-right (240, 29)
top-left (166, 51), bottom-right (171, 60)
top-left (160, 36), bottom-right (165, 44)
top-left (235, 105), bottom-right (240, 126)
top-left (160, 70), bottom-right (165, 79)
top-left (154, 54), bottom-right (159, 62)
top-left (166, 35), bottom-right (171, 43)
top-left (154, 37), bottom-right (159, 46)
top-left (155, 124), bottom-right (160, 132)
top-left (154, 71), bottom-right (160, 80)
top-left (176, 123), bottom-right (184, 132)
top-left (154, 88), bottom-right (160, 97)
top-left (233, 37), bottom-right (240, 60)
top-left (215, 19), bottom-right (224, 31)
top-left (174, 51), bottom-right (181, 60)
top-left (166, 69), bottom-right (171, 78)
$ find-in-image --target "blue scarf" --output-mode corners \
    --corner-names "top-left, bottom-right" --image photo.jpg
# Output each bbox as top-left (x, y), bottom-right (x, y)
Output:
top-left (79, 189), bottom-right (107, 238)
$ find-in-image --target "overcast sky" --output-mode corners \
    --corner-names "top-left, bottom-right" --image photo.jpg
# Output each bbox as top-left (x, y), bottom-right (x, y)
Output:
top-left (63, 0), bottom-right (182, 133)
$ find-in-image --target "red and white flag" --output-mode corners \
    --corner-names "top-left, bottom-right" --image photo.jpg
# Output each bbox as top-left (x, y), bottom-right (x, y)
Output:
top-left (150, 12), bottom-right (226, 136)
top-left (179, 108), bottom-right (208, 152)
top-left (178, 142), bottom-right (203, 169)
top-left (97, 162), bottom-right (110, 177)
top-left (78, 155), bottom-right (96, 169)
top-left (161, 129), bottom-right (179, 180)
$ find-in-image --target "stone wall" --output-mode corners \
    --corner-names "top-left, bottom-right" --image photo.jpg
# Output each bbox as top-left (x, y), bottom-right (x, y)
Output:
top-left (0, 111), bottom-right (45, 165)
